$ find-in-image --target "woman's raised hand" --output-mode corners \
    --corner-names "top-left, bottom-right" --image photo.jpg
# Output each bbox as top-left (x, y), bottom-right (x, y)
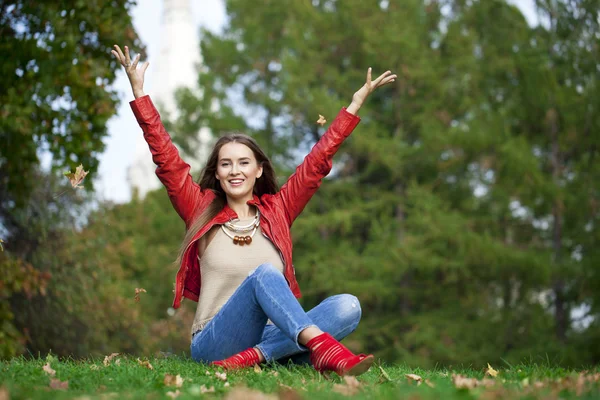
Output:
top-left (111, 44), bottom-right (148, 99)
top-left (347, 68), bottom-right (397, 115)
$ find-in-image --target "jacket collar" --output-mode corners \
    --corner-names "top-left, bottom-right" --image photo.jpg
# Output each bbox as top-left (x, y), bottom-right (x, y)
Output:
top-left (217, 194), bottom-right (262, 222)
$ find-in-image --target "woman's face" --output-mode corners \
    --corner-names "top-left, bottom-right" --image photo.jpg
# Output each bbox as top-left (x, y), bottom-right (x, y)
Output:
top-left (216, 142), bottom-right (263, 201)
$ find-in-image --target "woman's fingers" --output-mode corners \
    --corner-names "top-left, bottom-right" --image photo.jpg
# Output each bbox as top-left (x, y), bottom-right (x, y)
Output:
top-left (124, 45), bottom-right (131, 66)
top-left (131, 53), bottom-right (141, 69)
top-left (113, 45), bottom-right (126, 64)
top-left (372, 70), bottom-right (393, 86)
top-left (141, 61), bottom-right (150, 75)
top-left (366, 67), bottom-right (372, 86)
top-left (377, 74), bottom-right (397, 87)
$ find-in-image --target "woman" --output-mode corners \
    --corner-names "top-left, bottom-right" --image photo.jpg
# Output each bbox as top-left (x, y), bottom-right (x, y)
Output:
top-left (112, 44), bottom-right (396, 376)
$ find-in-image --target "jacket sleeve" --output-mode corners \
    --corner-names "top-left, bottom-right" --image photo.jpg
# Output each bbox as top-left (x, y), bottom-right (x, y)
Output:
top-left (130, 95), bottom-right (204, 226)
top-left (275, 108), bottom-right (361, 226)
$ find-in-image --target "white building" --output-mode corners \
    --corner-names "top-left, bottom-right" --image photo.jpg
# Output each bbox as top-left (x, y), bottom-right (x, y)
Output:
top-left (128, 0), bottom-right (212, 198)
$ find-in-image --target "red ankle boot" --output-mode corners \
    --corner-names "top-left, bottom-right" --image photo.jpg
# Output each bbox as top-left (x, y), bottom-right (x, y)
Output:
top-left (211, 348), bottom-right (260, 370)
top-left (306, 333), bottom-right (374, 376)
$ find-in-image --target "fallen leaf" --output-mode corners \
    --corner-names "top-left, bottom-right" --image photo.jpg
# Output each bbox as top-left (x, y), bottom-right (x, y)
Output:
top-left (114, 359), bottom-right (121, 366)
top-left (0, 239), bottom-right (4, 252)
top-left (166, 390), bottom-right (180, 398)
top-left (253, 364), bottom-right (262, 373)
top-left (0, 386), bottom-right (8, 400)
top-left (43, 362), bottom-right (56, 376)
top-left (270, 371), bottom-right (279, 377)
top-left (223, 386), bottom-right (277, 400)
top-left (223, 382), bottom-right (230, 388)
top-left (425, 379), bottom-right (435, 388)
top-left (64, 164), bottom-right (89, 189)
top-left (333, 376), bottom-right (361, 396)
top-left (215, 371), bottom-right (227, 381)
top-left (406, 373), bottom-right (423, 385)
top-left (164, 374), bottom-right (184, 388)
top-left (134, 288), bottom-right (147, 303)
top-left (205, 371), bottom-right (211, 375)
top-left (49, 379), bottom-right (69, 390)
top-left (103, 353), bottom-right (119, 366)
top-left (316, 114), bottom-right (327, 126)
top-left (486, 363), bottom-right (499, 377)
top-left (136, 358), bottom-right (153, 370)
top-left (452, 374), bottom-right (496, 389)
top-left (90, 364), bottom-right (101, 370)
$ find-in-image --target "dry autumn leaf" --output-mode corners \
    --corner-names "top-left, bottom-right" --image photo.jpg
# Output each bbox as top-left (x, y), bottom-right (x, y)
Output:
top-left (202, 385), bottom-right (216, 393)
top-left (42, 362), bottom-right (56, 377)
top-left (332, 376), bottom-right (361, 396)
top-left (316, 114), bottom-right (327, 126)
top-left (378, 365), bottom-right (391, 382)
top-left (164, 374), bottom-right (184, 388)
top-left (223, 386), bottom-right (277, 400)
top-left (253, 364), bottom-right (262, 373)
top-left (215, 371), bottom-right (227, 381)
top-left (136, 358), bottom-right (153, 370)
top-left (64, 164), bottom-right (89, 189)
top-left (134, 288), bottom-right (147, 303)
top-left (166, 390), bottom-right (181, 399)
top-left (486, 363), bottom-right (499, 377)
top-left (0, 239), bottom-right (4, 252)
top-left (103, 353), bottom-right (120, 366)
top-left (49, 378), bottom-right (69, 390)
top-left (406, 373), bottom-right (423, 385)
top-left (452, 374), bottom-right (496, 389)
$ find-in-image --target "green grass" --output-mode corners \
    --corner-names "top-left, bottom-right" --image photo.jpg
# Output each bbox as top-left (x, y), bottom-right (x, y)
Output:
top-left (1, 355), bottom-right (599, 399)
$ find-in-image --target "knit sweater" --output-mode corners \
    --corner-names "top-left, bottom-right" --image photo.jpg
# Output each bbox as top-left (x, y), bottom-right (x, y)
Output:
top-left (191, 220), bottom-right (284, 335)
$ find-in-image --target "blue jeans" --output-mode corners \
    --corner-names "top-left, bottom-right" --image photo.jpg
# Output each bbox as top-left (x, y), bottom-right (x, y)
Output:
top-left (190, 263), bottom-right (362, 364)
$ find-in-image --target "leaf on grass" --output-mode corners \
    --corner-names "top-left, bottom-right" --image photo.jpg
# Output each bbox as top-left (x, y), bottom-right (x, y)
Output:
top-left (64, 164), bottom-right (89, 189)
top-left (406, 373), bottom-right (423, 385)
top-left (90, 364), bottom-right (101, 370)
top-left (166, 390), bottom-right (181, 398)
top-left (270, 371), bottom-right (279, 377)
top-left (189, 384), bottom-right (216, 395)
top-left (164, 374), bottom-right (184, 388)
top-left (224, 382), bottom-right (230, 388)
top-left (486, 363), bottom-right (499, 377)
top-left (425, 379), bottom-right (435, 388)
top-left (223, 386), bottom-right (277, 400)
top-left (316, 114), bottom-right (327, 126)
top-left (333, 376), bottom-right (361, 396)
top-left (136, 358), bottom-right (153, 370)
top-left (134, 288), bottom-right (147, 303)
top-left (253, 364), bottom-right (262, 373)
top-left (0, 386), bottom-right (9, 400)
top-left (43, 362), bottom-right (56, 376)
top-left (452, 374), bottom-right (496, 389)
top-left (49, 378), bottom-right (69, 390)
top-left (215, 371), bottom-right (227, 381)
top-left (103, 353), bottom-right (120, 366)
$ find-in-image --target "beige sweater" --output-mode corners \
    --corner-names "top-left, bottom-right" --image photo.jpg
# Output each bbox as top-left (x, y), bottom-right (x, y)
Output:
top-left (191, 221), bottom-right (284, 335)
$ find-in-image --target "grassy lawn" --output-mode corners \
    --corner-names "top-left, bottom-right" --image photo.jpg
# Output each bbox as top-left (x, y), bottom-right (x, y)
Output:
top-left (1, 355), bottom-right (599, 399)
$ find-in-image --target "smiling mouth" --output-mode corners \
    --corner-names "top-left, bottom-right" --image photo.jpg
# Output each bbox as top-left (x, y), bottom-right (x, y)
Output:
top-left (229, 179), bottom-right (245, 186)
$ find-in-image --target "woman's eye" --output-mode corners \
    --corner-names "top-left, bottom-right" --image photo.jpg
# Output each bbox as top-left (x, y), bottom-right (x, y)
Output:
top-left (221, 163), bottom-right (229, 167)
top-left (241, 161), bottom-right (249, 165)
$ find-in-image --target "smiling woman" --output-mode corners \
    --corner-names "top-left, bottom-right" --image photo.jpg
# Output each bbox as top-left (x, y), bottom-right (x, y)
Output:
top-left (111, 43), bottom-right (396, 376)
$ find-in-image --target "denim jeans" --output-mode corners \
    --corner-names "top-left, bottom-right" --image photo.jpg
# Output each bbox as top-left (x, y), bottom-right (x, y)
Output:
top-left (190, 263), bottom-right (362, 364)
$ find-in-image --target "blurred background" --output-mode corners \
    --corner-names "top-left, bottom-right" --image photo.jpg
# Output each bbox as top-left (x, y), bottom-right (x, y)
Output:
top-left (1, 0), bottom-right (599, 368)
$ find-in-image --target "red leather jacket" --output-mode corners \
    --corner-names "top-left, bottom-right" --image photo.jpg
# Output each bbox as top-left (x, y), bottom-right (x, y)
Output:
top-left (130, 96), bottom-right (361, 309)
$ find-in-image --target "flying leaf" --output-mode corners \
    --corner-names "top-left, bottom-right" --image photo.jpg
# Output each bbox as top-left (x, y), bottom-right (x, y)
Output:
top-left (103, 352), bottom-right (120, 366)
top-left (316, 114), bottom-right (327, 126)
top-left (486, 363), bottom-right (499, 377)
top-left (0, 239), bottom-right (4, 252)
top-left (164, 374), bottom-right (184, 387)
top-left (49, 379), bottom-right (69, 390)
top-left (42, 362), bottom-right (56, 377)
top-left (64, 164), bottom-right (89, 189)
top-left (137, 358), bottom-right (153, 370)
top-left (134, 288), bottom-right (147, 303)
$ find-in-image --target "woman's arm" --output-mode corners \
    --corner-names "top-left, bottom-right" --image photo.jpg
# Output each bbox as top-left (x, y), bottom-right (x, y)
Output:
top-left (276, 68), bottom-right (396, 226)
top-left (112, 45), bottom-right (207, 226)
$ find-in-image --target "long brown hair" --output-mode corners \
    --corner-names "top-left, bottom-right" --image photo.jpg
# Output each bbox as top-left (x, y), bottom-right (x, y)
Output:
top-left (174, 133), bottom-right (279, 269)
